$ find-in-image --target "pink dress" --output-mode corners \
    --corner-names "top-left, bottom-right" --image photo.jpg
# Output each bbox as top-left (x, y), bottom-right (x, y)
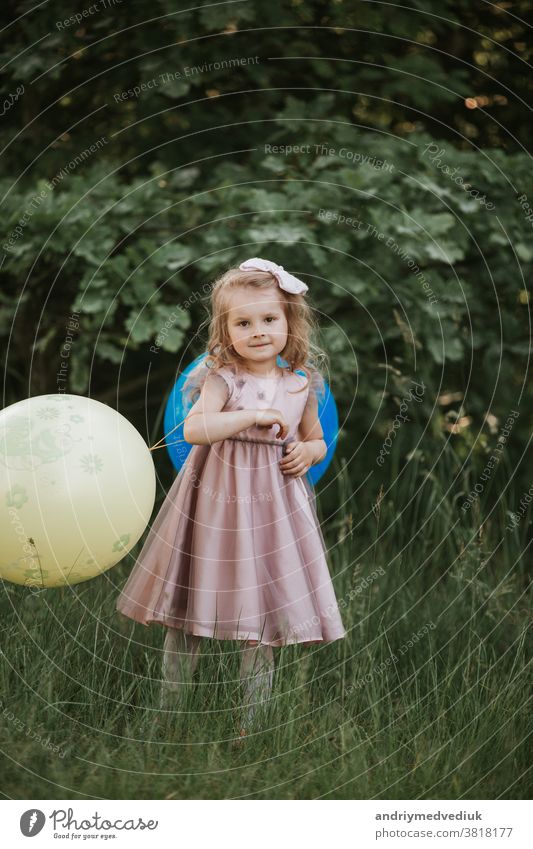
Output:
top-left (116, 363), bottom-right (347, 647)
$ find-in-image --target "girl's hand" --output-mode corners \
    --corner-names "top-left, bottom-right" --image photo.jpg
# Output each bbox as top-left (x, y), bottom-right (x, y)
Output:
top-left (279, 441), bottom-right (315, 477)
top-left (255, 408), bottom-right (289, 440)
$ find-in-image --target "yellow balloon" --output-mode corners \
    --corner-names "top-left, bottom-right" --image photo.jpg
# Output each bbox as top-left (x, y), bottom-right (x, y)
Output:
top-left (0, 393), bottom-right (156, 588)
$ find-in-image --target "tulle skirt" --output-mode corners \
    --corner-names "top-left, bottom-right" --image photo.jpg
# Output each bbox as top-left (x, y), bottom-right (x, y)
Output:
top-left (116, 438), bottom-right (347, 647)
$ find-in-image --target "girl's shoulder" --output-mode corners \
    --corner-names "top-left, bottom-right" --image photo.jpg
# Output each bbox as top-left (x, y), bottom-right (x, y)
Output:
top-left (205, 363), bottom-right (241, 403)
top-left (182, 359), bottom-right (236, 407)
top-left (287, 365), bottom-right (327, 402)
top-left (307, 365), bottom-right (327, 401)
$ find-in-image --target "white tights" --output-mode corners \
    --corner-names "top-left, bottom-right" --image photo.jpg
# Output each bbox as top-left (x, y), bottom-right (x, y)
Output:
top-left (238, 641), bottom-right (275, 728)
top-left (159, 628), bottom-right (202, 710)
top-left (159, 627), bottom-right (275, 727)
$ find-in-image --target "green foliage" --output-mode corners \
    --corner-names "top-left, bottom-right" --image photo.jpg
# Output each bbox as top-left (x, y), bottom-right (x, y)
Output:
top-left (1, 125), bottom-right (530, 483)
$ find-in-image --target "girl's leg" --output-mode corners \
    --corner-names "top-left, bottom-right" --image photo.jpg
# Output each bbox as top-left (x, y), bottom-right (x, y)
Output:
top-left (238, 641), bottom-right (275, 730)
top-left (159, 626), bottom-right (202, 710)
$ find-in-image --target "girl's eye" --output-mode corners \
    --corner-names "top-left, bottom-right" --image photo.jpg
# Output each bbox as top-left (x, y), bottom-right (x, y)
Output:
top-left (237, 317), bottom-right (277, 326)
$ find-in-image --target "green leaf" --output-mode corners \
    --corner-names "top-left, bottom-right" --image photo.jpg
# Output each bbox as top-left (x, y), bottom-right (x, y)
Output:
top-left (152, 243), bottom-right (193, 270)
top-left (427, 334), bottom-right (463, 364)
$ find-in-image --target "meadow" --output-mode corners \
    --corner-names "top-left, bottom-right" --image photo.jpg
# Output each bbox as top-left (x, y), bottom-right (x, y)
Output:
top-left (1, 442), bottom-right (530, 800)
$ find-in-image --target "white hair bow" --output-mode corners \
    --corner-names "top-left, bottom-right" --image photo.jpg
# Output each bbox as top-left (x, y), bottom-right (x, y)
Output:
top-left (239, 257), bottom-right (309, 295)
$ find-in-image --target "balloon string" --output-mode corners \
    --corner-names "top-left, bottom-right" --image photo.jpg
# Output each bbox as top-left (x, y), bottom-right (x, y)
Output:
top-left (150, 437), bottom-right (190, 452)
top-left (149, 417), bottom-right (188, 452)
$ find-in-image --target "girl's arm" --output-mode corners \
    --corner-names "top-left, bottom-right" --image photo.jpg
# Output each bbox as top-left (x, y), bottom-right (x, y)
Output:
top-left (183, 374), bottom-right (258, 445)
top-left (280, 385), bottom-right (327, 478)
top-left (184, 374), bottom-right (290, 445)
top-left (298, 388), bottom-right (327, 464)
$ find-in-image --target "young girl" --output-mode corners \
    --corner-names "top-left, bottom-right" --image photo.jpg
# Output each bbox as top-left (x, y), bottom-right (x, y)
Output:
top-left (116, 257), bottom-right (347, 737)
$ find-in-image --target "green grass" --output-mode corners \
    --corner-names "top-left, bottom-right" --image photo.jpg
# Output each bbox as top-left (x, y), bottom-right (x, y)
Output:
top-left (0, 441), bottom-right (531, 799)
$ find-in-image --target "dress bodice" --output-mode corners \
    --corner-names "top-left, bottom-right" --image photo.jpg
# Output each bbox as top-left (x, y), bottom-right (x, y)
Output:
top-left (214, 363), bottom-right (310, 443)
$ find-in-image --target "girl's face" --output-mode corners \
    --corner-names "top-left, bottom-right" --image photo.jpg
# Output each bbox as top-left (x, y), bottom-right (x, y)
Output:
top-left (226, 286), bottom-right (288, 364)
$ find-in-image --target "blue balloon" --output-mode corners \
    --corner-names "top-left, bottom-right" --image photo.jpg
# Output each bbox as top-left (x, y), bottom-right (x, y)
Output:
top-left (163, 353), bottom-right (206, 471)
top-left (163, 353), bottom-right (338, 485)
